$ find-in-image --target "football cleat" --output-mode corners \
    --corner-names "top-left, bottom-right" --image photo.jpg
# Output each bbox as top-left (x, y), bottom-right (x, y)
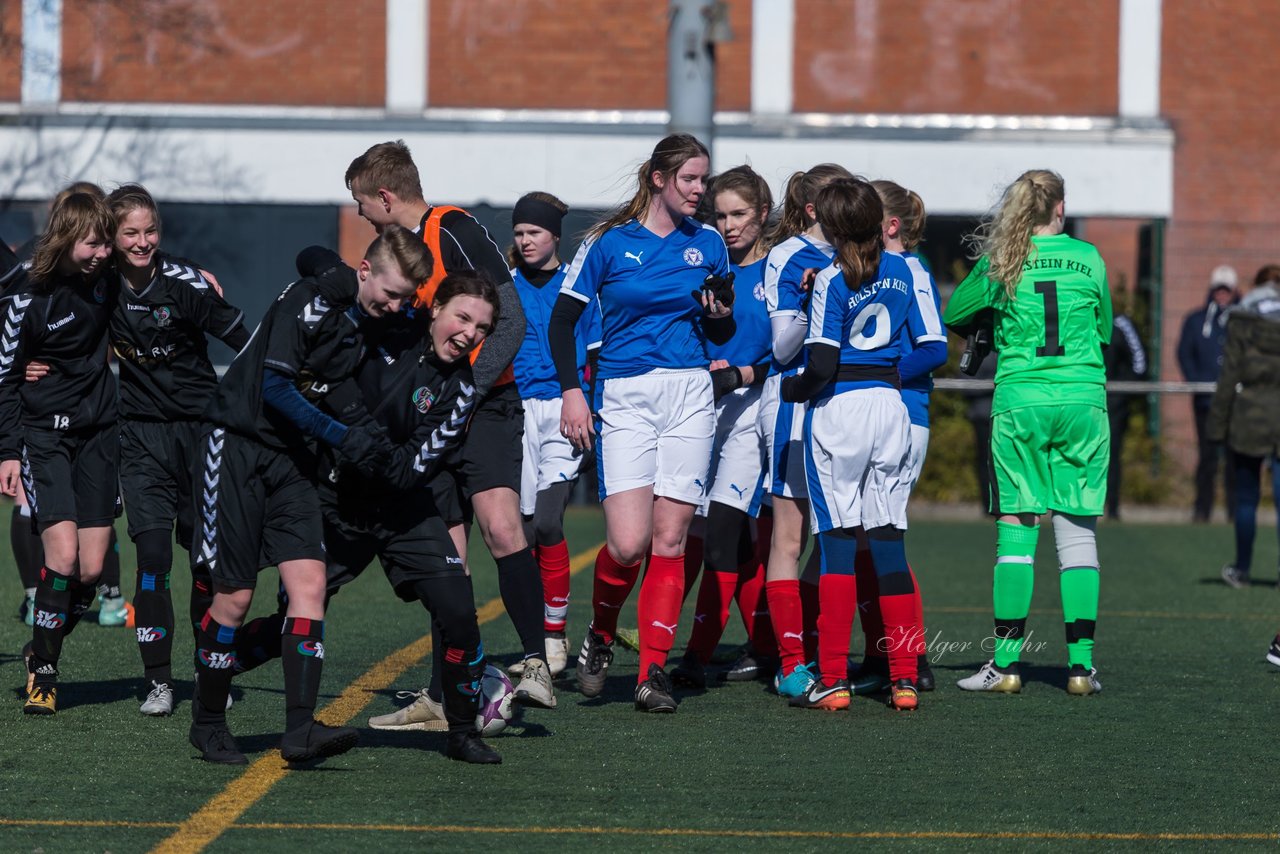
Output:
top-left (19, 591), bottom-right (35, 627)
top-left (848, 656), bottom-right (891, 696)
top-left (719, 648), bottom-right (761, 682)
top-left (1221, 564), bottom-right (1250, 590)
top-left (97, 593), bottom-right (132, 627)
top-left (788, 678), bottom-right (851, 711)
top-left (140, 680), bottom-right (175, 716)
top-left (189, 722), bottom-right (247, 765)
top-left (1267, 635), bottom-right (1280, 669)
top-left (774, 663), bottom-right (818, 698)
top-left (576, 627), bottom-right (614, 698)
top-left (368, 689), bottom-right (447, 731)
top-left (514, 657), bottom-right (557, 709)
top-left (1066, 664), bottom-right (1102, 696)
top-left (634, 664), bottom-right (677, 713)
top-left (23, 684), bottom-right (56, 715)
top-left (888, 678), bottom-right (919, 711)
top-left (670, 653), bottom-right (707, 690)
top-left (917, 655), bottom-right (936, 692)
top-left (281, 720), bottom-right (359, 763)
top-left (957, 660), bottom-right (1022, 693)
top-left (446, 731), bottom-right (502, 764)
top-left (544, 632), bottom-right (569, 676)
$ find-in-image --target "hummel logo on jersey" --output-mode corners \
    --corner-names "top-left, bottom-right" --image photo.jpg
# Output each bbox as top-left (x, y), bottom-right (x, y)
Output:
top-left (198, 649), bottom-right (236, 670)
top-left (137, 627), bottom-right (167, 643)
top-left (650, 620), bottom-right (678, 636)
top-left (624, 251), bottom-right (644, 265)
top-left (47, 312), bottom-right (75, 331)
top-left (729, 484), bottom-right (747, 499)
top-left (447, 556), bottom-right (463, 565)
top-left (35, 609), bottom-right (65, 629)
top-left (782, 631), bottom-right (803, 642)
top-left (126, 303), bottom-right (150, 311)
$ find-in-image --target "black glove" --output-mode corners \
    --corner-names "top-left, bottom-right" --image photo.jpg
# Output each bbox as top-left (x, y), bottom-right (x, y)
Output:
top-left (780, 374), bottom-right (804, 403)
top-left (324, 378), bottom-right (371, 425)
top-left (710, 366), bottom-right (744, 400)
top-left (959, 327), bottom-right (993, 376)
top-left (691, 271), bottom-right (735, 309)
top-left (340, 422), bottom-right (393, 478)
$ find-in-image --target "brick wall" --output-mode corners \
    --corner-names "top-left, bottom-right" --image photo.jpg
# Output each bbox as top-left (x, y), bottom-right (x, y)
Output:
top-left (60, 0), bottom-right (385, 106)
top-left (426, 0), bottom-right (751, 111)
top-left (0, 2), bottom-right (20, 101)
top-left (1159, 0), bottom-right (1280, 479)
top-left (791, 0), bottom-right (1119, 115)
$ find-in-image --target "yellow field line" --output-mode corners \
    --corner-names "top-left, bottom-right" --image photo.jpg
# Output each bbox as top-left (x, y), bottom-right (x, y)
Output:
top-left (148, 543), bottom-right (602, 854)
top-left (4, 818), bottom-right (1274, 842)
top-left (928, 605), bottom-right (1277, 621)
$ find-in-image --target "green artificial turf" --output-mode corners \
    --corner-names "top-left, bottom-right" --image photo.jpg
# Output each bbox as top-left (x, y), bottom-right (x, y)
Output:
top-left (1, 508), bottom-right (1278, 852)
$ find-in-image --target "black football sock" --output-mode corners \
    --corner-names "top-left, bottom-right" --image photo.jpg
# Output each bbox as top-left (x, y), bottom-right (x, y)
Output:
top-left (281, 617), bottom-right (326, 733)
top-left (496, 549), bottom-right (547, 662)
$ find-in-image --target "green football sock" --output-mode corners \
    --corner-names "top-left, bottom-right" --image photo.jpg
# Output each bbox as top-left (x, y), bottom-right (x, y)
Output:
top-left (993, 521), bottom-right (1038, 668)
top-left (1060, 567), bottom-right (1099, 669)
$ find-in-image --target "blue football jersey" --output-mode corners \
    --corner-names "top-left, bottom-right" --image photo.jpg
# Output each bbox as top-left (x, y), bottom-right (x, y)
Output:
top-left (708, 257), bottom-right (771, 367)
top-left (764, 234), bottom-right (835, 375)
top-left (806, 251), bottom-right (947, 399)
top-left (896, 252), bottom-right (945, 427)
top-left (512, 264), bottom-right (601, 400)
top-left (561, 217), bottom-right (730, 380)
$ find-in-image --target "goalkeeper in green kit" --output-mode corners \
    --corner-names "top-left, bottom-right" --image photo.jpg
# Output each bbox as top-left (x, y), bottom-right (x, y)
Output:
top-left (943, 169), bottom-right (1111, 696)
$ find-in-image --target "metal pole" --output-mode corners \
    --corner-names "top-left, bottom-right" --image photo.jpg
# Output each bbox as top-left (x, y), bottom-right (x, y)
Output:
top-left (667, 0), bottom-right (716, 144)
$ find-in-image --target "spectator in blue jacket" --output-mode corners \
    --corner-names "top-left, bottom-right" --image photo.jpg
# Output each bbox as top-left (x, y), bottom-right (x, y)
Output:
top-left (1177, 264), bottom-right (1238, 522)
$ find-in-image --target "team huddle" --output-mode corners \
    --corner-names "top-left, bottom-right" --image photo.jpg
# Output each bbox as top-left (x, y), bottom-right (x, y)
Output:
top-left (0, 134), bottom-right (1111, 766)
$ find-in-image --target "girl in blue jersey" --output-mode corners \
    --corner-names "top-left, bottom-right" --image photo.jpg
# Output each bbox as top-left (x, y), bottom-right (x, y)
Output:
top-left (780, 178), bottom-right (942, 712)
top-left (550, 133), bottom-right (735, 712)
top-left (671, 165), bottom-right (779, 687)
top-left (506, 191), bottom-right (600, 679)
top-left (759, 163), bottom-right (853, 698)
top-left (847, 180), bottom-right (947, 696)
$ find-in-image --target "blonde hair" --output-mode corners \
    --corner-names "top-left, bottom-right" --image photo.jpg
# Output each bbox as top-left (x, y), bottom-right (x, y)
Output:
top-left (965, 169), bottom-right (1065, 300)
top-left (587, 134), bottom-right (709, 241)
top-left (871, 179), bottom-right (926, 252)
top-left (107, 183), bottom-right (162, 238)
top-left (765, 163), bottom-right (854, 249)
top-left (29, 191), bottom-right (114, 283)
top-left (345, 140), bottom-right (425, 202)
top-left (365, 224), bottom-right (434, 285)
top-left (814, 179), bottom-right (883, 286)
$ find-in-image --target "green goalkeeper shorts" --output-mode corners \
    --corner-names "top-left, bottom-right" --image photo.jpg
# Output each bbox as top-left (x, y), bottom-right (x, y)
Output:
top-left (988, 403), bottom-right (1109, 517)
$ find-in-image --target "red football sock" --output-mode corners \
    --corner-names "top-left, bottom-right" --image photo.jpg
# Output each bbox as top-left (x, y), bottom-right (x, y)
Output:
top-left (590, 546), bottom-right (641, 644)
top-left (637, 553), bottom-right (685, 680)
top-left (538, 539), bottom-right (572, 633)
top-left (799, 578), bottom-right (820, 664)
top-left (766, 578), bottom-right (805, 671)
top-left (737, 516), bottom-right (776, 656)
top-left (880, 591), bottom-right (921, 682)
top-left (686, 569), bottom-right (737, 663)
top-left (681, 535), bottom-right (705, 602)
top-left (908, 564), bottom-right (925, 655)
top-left (855, 547), bottom-right (886, 660)
top-left (817, 574), bottom-right (857, 684)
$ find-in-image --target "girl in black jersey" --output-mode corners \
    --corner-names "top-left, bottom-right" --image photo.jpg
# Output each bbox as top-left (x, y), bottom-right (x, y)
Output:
top-left (0, 192), bottom-right (120, 715)
top-left (105, 184), bottom-right (249, 716)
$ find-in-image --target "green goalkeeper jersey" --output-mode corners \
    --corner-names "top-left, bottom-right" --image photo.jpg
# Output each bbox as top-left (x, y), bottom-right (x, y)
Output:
top-left (944, 233), bottom-right (1112, 414)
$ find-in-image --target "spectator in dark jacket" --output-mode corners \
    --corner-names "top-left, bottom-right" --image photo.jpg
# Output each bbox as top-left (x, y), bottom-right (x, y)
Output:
top-left (1104, 291), bottom-right (1148, 520)
top-left (1209, 265), bottom-right (1280, 590)
top-left (1177, 264), bottom-right (1238, 522)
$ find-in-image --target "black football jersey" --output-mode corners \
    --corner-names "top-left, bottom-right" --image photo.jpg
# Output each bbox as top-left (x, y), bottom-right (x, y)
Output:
top-left (0, 267), bottom-right (119, 458)
top-left (204, 266), bottom-right (365, 451)
top-left (111, 253), bottom-right (248, 421)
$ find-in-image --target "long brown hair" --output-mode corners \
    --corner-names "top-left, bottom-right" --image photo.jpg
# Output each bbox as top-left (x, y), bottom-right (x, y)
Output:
top-left (587, 134), bottom-right (710, 241)
top-left (814, 179), bottom-right (884, 286)
top-left (965, 169), bottom-right (1064, 299)
top-left (29, 192), bottom-right (114, 283)
top-left (871, 179), bottom-right (926, 252)
top-left (764, 163), bottom-right (854, 250)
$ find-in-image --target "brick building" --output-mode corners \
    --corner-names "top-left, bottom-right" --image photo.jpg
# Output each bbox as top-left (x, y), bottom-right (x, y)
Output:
top-left (0, 0), bottom-right (1268, 483)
